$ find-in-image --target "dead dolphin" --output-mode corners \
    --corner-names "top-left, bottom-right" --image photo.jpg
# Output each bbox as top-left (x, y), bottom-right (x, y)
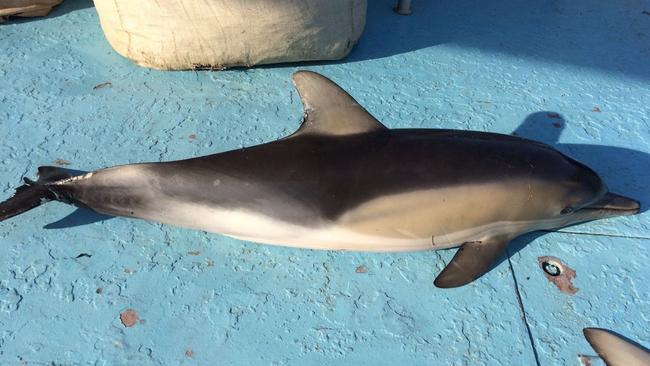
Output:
top-left (0, 71), bottom-right (640, 287)
top-left (583, 328), bottom-right (650, 366)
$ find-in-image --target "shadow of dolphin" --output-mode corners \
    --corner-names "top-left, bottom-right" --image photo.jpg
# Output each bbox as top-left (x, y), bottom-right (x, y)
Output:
top-left (43, 168), bottom-right (114, 229)
top-left (513, 112), bottom-right (649, 214)
top-left (489, 112), bottom-right (649, 269)
top-left (44, 207), bottom-right (113, 229)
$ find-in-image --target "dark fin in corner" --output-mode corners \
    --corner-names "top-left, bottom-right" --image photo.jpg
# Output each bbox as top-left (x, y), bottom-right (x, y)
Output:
top-left (290, 71), bottom-right (387, 137)
top-left (584, 328), bottom-right (650, 366)
top-left (0, 166), bottom-right (72, 222)
top-left (434, 236), bottom-right (512, 288)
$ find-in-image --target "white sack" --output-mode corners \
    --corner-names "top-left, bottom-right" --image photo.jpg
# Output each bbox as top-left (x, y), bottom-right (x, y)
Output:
top-left (93, 0), bottom-right (367, 70)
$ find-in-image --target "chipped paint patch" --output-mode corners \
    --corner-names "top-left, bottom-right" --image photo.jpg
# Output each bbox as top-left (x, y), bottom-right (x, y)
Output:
top-left (120, 309), bottom-right (139, 327)
top-left (538, 256), bottom-right (578, 295)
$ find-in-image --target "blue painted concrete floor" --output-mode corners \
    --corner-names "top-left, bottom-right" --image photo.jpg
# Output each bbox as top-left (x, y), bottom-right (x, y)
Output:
top-left (1, 0), bottom-right (649, 365)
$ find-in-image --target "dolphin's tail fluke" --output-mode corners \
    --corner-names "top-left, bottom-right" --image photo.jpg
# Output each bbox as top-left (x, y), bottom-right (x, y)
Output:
top-left (0, 167), bottom-right (73, 222)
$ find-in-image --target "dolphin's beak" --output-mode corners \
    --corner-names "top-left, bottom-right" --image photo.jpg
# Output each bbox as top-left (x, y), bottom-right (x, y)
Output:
top-left (582, 192), bottom-right (640, 216)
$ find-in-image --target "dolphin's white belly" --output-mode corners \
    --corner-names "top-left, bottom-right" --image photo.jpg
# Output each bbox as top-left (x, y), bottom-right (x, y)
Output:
top-left (135, 200), bottom-right (440, 251)
top-left (128, 183), bottom-right (561, 252)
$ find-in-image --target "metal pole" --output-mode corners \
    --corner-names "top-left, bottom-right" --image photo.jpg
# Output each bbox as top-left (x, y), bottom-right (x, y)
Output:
top-left (394, 0), bottom-right (412, 15)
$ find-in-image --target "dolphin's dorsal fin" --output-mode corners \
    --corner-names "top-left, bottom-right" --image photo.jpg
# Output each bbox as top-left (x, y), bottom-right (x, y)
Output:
top-left (434, 235), bottom-right (513, 288)
top-left (290, 71), bottom-right (387, 137)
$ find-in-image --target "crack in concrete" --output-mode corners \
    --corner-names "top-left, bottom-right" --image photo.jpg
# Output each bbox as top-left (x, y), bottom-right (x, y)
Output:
top-left (506, 247), bottom-right (542, 366)
top-left (542, 229), bottom-right (650, 241)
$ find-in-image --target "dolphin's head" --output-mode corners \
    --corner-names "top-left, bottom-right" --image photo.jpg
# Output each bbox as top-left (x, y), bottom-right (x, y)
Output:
top-left (542, 157), bottom-right (640, 227)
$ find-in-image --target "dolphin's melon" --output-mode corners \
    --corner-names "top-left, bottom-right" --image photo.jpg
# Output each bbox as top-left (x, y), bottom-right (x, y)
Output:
top-left (92, 0), bottom-right (367, 70)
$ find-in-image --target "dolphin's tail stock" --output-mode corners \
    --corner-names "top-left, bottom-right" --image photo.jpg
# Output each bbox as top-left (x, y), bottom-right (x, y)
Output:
top-left (0, 166), bottom-right (74, 221)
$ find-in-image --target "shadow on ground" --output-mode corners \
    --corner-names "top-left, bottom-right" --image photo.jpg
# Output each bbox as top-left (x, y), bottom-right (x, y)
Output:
top-left (44, 208), bottom-right (112, 229)
top-left (352, 0), bottom-right (650, 80)
top-left (513, 112), bottom-right (649, 214)
top-left (488, 111), bottom-right (650, 269)
top-left (4, 0), bottom-right (649, 81)
top-left (42, 167), bottom-right (113, 229)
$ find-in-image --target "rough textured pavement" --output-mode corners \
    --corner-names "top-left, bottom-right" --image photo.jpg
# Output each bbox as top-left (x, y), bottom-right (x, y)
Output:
top-left (0, 0), bottom-right (648, 365)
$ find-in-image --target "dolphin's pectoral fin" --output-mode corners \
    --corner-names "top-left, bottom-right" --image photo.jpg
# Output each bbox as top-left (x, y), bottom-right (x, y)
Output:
top-left (289, 71), bottom-right (388, 137)
top-left (434, 235), bottom-right (512, 288)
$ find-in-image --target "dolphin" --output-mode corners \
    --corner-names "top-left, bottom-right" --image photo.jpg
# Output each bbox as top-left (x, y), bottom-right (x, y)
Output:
top-left (583, 328), bottom-right (650, 366)
top-left (0, 71), bottom-right (640, 287)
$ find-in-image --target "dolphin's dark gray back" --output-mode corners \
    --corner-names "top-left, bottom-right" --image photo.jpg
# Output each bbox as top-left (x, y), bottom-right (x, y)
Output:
top-left (148, 128), bottom-right (587, 226)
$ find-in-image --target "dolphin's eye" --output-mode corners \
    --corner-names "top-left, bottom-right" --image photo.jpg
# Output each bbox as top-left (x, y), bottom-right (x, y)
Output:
top-left (560, 207), bottom-right (574, 214)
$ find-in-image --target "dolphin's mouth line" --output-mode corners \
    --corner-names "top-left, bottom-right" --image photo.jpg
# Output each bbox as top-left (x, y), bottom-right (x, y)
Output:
top-left (578, 207), bottom-right (639, 215)
top-left (579, 192), bottom-right (641, 216)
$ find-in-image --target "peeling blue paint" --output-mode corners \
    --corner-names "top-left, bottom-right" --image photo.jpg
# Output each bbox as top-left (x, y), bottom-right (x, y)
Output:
top-left (1, 0), bottom-right (649, 365)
